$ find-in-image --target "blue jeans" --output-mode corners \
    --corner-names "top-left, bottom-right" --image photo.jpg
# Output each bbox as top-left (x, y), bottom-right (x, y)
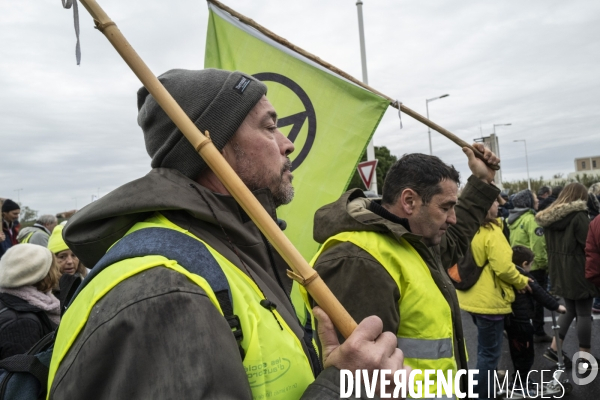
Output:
top-left (472, 314), bottom-right (505, 399)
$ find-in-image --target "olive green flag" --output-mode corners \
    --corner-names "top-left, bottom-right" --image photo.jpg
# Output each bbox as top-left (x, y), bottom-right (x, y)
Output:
top-left (205, 3), bottom-right (389, 260)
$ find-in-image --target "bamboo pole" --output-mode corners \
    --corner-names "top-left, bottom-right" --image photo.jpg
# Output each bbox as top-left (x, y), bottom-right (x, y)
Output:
top-left (76, 0), bottom-right (357, 338)
top-left (207, 0), bottom-right (500, 170)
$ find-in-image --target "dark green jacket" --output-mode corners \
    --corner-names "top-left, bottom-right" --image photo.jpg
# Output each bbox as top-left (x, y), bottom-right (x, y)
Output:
top-left (536, 200), bottom-right (600, 300)
top-left (312, 175), bottom-right (499, 375)
top-left (52, 168), bottom-right (357, 400)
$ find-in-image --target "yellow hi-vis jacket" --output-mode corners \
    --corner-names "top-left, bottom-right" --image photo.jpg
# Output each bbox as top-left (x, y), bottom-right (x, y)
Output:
top-left (47, 214), bottom-right (315, 400)
top-left (311, 230), bottom-right (457, 396)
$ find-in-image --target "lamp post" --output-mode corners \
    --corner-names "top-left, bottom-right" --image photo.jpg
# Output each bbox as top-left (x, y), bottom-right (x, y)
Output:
top-left (14, 188), bottom-right (23, 204)
top-left (493, 123), bottom-right (511, 134)
top-left (355, 0), bottom-right (378, 192)
top-left (426, 94), bottom-right (450, 155)
top-left (514, 139), bottom-right (531, 191)
top-left (491, 123), bottom-right (510, 187)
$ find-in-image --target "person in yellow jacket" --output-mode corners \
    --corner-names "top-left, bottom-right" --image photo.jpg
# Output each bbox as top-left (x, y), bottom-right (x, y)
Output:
top-left (457, 199), bottom-right (530, 399)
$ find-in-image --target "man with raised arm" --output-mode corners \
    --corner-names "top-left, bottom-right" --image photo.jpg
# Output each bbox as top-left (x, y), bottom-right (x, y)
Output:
top-left (311, 146), bottom-right (500, 397)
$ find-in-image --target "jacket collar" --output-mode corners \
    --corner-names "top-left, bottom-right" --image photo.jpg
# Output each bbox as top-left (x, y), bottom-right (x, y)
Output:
top-left (535, 200), bottom-right (588, 228)
top-left (507, 208), bottom-right (533, 225)
top-left (32, 223), bottom-right (51, 235)
top-left (64, 168), bottom-right (279, 268)
top-left (0, 292), bottom-right (44, 313)
top-left (313, 188), bottom-right (425, 247)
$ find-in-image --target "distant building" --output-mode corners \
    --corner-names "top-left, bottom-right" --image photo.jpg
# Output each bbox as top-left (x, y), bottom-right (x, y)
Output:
top-left (560, 156), bottom-right (600, 182)
top-left (474, 133), bottom-right (502, 188)
top-left (575, 156), bottom-right (600, 172)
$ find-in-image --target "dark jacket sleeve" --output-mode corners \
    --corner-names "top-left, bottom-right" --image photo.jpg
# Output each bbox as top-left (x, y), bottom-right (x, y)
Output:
top-left (575, 212), bottom-right (590, 250)
top-left (0, 318), bottom-right (44, 359)
top-left (440, 175), bottom-right (500, 269)
top-left (585, 217), bottom-right (600, 287)
top-left (312, 242), bottom-right (400, 343)
top-left (50, 267), bottom-right (253, 400)
top-left (528, 274), bottom-right (559, 311)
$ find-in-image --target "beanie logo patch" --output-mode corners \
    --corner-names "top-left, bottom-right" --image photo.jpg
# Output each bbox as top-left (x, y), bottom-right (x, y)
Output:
top-left (233, 76), bottom-right (252, 94)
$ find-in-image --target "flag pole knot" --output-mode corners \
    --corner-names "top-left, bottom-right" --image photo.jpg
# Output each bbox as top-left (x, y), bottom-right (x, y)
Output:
top-left (287, 270), bottom-right (319, 287)
top-left (195, 131), bottom-right (213, 152)
top-left (94, 21), bottom-right (117, 32)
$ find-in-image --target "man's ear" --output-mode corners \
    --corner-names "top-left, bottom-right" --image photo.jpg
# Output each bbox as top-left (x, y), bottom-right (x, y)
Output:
top-left (220, 141), bottom-right (236, 165)
top-left (399, 189), bottom-right (419, 215)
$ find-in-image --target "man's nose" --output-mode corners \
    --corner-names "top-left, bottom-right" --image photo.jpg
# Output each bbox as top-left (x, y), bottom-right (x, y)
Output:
top-left (447, 209), bottom-right (457, 225)
top-left (277, 130), bottom-right (294, 156)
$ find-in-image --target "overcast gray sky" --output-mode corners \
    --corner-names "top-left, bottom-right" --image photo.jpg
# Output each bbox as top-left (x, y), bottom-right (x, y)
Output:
top-left (1, 0), bottom-right (599, 215)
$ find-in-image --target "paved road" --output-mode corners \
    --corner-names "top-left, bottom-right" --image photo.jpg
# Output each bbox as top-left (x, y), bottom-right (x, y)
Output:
top-left (461, 306), bottom-right (600, 399)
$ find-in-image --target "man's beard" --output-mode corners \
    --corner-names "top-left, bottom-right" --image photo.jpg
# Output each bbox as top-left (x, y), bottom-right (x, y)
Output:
top-left (233, 143), bottom-right (295, 208)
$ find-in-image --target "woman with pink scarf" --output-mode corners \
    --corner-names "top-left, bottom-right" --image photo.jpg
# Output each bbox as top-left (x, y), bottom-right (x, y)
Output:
top-left (0, 244), bottom-right (61, 359)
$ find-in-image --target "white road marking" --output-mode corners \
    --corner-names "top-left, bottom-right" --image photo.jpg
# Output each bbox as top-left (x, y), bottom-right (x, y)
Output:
top-left (544, 315), bottom-right (600, 322)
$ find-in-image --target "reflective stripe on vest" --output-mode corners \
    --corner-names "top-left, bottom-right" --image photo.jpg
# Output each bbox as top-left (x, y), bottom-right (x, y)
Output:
top-left (48, 213), bottom-right (314, 399)
top-left (310, 230), bottom-right (457, 395)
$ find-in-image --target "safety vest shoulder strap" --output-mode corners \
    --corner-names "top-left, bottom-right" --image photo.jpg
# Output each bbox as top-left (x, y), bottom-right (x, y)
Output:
top-left (20, 231), bottom-right (35, 243)
top-left (68, 227), bottom-right (242, 348)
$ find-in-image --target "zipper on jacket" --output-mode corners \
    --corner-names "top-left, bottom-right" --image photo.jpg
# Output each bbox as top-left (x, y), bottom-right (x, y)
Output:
top-left (260, 233), bottom-right (323, 376)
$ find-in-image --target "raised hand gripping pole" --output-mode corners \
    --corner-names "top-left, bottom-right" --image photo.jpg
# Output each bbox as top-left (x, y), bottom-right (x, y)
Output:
top-left (76, 0), bottom-right (357, 338)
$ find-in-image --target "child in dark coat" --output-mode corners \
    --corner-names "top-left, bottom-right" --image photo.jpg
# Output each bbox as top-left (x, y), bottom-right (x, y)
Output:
top-left (506, 246), bottom-right (567, 379)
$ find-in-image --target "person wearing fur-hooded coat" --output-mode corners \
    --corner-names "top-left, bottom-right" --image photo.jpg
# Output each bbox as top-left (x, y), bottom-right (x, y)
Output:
top-left (536, 198), bottom-right (598, 300)
top-left (536, 183), bottom-right (599, 358)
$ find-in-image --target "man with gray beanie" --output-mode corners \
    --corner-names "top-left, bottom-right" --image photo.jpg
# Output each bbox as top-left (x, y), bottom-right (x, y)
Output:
top-left (507, 189), bottom-right (551, 342)
top-left (48, 69), bottom-right (407, 399)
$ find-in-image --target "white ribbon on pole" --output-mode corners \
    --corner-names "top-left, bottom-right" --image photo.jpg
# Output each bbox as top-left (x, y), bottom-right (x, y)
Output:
top-left (61, 0), bottom-right (81, 65)
top-left (392, 100), bottom-right (403, 129)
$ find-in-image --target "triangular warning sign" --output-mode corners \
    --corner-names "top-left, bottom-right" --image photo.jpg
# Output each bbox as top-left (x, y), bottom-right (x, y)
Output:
top-left (357, 160), bottom-right (378, 190)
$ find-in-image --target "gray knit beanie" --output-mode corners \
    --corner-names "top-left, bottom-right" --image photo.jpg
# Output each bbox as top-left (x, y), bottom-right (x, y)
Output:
top-left (137, 69), bottom-right (268, 180)
top-left (512, 189), bottom-right (534, 209)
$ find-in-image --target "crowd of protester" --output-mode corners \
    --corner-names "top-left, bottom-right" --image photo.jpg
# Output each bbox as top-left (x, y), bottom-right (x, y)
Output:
top-left (0, 201), bottom-right (89, 360)
top-left (457, 182), bottom-right (600, 396)
top-left (0, 177), bottom-right (599, 397)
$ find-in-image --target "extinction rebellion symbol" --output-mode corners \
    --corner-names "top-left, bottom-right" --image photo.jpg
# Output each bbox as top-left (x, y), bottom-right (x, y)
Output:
top-left (252, 72), bottom-right (316, 171)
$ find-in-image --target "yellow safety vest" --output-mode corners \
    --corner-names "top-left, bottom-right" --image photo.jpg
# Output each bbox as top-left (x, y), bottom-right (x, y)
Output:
top-left (19, 231), bottom-right (35, 244)
top-left (47, 213), bottom-right (315, 400)
top-left (311, 230), bottom-right (457, 396)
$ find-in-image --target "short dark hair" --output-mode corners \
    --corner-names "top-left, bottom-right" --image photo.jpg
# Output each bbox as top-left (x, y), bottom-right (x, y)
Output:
top-left (551, 186), bottom-right (563, 197)
top-left (512, 245), bottom-right (534, 267)
top-left (537, 186), bottom-right (551, 197)
top-left (381, 153), bottom-right (460, 206)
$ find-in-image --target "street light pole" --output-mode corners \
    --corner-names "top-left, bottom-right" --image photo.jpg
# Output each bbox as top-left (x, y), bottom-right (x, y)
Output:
top-left (14, 188), bottom-right (23, 204)
top-left (491, 123), bottom-right (511, 187)
top-left (493, 123), bottom-right (511, 134)
top-left (356, 0), bottom-right (377, 193)
top-left (514, 139), bottom-right (531, 191)
top-left (356, 0), bottom-right (368, 84)
top-left (426, 94), bottom-right (450, 155)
